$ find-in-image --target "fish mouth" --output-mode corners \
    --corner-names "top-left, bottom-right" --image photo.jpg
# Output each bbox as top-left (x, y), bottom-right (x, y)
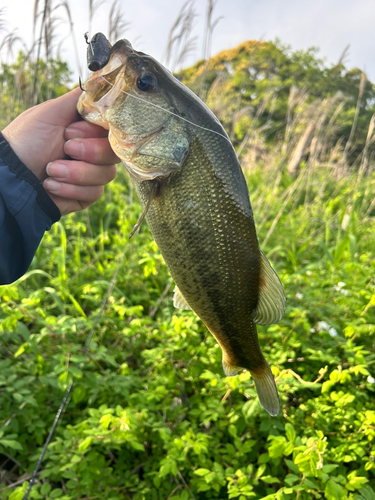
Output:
top-left (77, 39), bottom-right (134, 123)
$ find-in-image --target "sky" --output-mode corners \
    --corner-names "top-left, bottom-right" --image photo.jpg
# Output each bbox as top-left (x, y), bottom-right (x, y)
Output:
top-left (1, 0), bottom-right (375, 83)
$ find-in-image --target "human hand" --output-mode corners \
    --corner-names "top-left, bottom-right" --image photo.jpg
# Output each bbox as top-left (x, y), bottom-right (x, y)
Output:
top-left (2, 87), bottom-right (119, 215)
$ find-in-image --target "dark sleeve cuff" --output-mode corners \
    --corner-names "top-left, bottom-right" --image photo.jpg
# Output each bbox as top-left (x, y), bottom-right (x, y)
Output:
top-left (0, 132), bottom-right (60, 223)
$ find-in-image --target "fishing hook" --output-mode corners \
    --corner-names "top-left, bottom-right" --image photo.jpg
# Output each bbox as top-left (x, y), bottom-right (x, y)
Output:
top-left (79, 76), bottom-right (85, 91)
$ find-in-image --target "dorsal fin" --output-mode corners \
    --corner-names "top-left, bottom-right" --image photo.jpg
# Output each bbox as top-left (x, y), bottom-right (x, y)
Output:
top-left (252, 251), bottom-right (286, 325)
top-left (173, 286), bottom-right (192, 310)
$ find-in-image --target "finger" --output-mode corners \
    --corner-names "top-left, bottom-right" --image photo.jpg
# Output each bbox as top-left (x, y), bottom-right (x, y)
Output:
top-left (47, 193), bottom-right (95, 216)
top-left (46, 160), bottom-right (117, 186)
top-left (43, 178), bottom-right (104, 203)
top-left (38, 87), bottom-right (82, 128)
top-left (64, 137), bottom-right (120, 164)
top-left (65, 121), bottom-right (109, 140)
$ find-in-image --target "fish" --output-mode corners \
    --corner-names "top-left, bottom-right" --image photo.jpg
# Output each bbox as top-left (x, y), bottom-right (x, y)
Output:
top-left (77, 36), bottom-right (286, 416)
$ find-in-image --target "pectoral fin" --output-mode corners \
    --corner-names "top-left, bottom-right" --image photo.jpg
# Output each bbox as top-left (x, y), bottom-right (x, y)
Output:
top-left (173, 286), bottom-right (191, 310)
top-left (129, 180), bottom-right (159, 239)
top-left (252, 251), bottom-right (286, 325)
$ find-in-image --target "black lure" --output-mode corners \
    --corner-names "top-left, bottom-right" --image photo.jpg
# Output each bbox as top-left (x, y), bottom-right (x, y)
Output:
top-left (86, 32), bottom-right (111, 71)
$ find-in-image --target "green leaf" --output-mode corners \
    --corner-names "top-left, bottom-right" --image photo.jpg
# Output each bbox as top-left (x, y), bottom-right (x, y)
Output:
top-left (66, 479), bottom-right (78, 489)
top-left (285, 423), bottom-right (296, 443)
top-left (41, 483), bottom-right (51, 495)
top-left (261, 475), bottom-right (280, 484)
top-left (61, 470), bottom-right (76, 479)
top-left (0, 439), bottom-right (23, 451)
top-left (159, 463), bottom-right (171, 478)
top-left (285, 459), bottom-right (300, 475)
top-left (346, 471), bottom-right (369, 492)
top-left (322, 380), bottom-right (336, 393)
top-left (50, 489), bottom-right (63, 498)
top-left (354, 486), bottom-right (375, 500)
top-left (130, 440), bottom-right (144, 451)
top-left (205, 471), bottom-right (217, 483)
top-left (194, 468), bottom-right (210, 477)
top-left (268, 436), bottom-right (286, 458)
top-left (284, 473), bottom-right (299, 486)
top-left (325, 479), bottom-right (347, 500)
top-left (255, 464), bottom-right (267, 479)
top-left (14, 344), bottom-right (26, 358)
top-left (322, 464), bottom-right (339, 473)
top-left (9, 483), bottom-right (28, 500)
top-left (304, 478), bottom-right (318, 490)
top-left (78, 437), bottom-right (93, 452)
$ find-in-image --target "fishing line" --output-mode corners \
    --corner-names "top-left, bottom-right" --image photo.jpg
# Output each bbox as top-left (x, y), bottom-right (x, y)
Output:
top-left (101, 76), bottom-right (233, 145)
top-left (23, 246), bottom-right (127, 500)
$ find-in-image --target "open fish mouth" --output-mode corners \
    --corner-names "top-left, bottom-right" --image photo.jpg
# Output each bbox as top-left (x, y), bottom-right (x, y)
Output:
top-left (77, 39), bottom-right (134, 126)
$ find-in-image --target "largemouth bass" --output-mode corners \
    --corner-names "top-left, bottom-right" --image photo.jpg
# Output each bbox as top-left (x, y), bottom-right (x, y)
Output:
top-left (78, 37), bottom-right (286, 416)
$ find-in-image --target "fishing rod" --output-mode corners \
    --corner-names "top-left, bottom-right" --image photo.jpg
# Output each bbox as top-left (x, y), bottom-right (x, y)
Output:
top-left (22, 246), bottom-right (126, 499)
top-left (22, 33), bottom-right (118, 500)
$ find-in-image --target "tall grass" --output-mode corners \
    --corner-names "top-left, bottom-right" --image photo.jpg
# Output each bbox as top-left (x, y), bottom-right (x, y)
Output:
top-left (0, 0), bottom-right (130, 119)
top-left (164, 0), bottom-right (197, 72)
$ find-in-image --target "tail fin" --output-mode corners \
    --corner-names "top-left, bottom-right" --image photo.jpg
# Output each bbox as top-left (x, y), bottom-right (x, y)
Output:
top-left (250, 363), bottom-right (280, 417)
top-left (223, 357), bottom-right (280, 417)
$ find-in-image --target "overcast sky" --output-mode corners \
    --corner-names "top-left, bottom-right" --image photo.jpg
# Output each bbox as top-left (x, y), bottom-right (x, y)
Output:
top-left (1, 0), bottom-right (375, 83)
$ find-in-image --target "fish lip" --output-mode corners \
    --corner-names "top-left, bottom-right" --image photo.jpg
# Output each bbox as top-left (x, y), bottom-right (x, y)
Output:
top-left (79, 39), bottom-right (135, 116)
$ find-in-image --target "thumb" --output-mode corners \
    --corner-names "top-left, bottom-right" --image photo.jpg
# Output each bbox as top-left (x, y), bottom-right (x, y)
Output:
top-left (34, 86), bottom-right (83, 127)
top-left (2, 86), bottom-right (84, 181)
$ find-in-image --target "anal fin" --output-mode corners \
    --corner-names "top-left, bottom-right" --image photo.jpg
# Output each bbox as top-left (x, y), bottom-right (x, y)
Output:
top-left (222, 358), bottom-right (241, 377)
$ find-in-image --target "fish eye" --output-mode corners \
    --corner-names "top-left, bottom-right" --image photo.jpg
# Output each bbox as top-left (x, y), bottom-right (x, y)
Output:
top-left (136, 72), bottom-right (157, 92)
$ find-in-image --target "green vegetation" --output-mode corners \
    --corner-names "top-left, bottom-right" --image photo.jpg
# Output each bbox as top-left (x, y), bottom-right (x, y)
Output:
top-left (1, 7), bottom-right (375, 497)
top-left (1, 160), bottom-right (375, 500)
top-left (0, 53), bottom-right (71, 129)
top-left (177, 40), bottom-right (375, 174)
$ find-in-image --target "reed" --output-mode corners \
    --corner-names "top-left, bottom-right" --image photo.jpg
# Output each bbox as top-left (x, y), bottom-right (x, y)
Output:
top-left (108, 0), bottom-right (130, 45)
top-left (164, 0), bottom-right (197, 72)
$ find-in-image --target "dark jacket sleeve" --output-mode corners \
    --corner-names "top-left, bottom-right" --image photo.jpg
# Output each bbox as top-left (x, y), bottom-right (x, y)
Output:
top-left (0, 132), bottom-right (61, 285)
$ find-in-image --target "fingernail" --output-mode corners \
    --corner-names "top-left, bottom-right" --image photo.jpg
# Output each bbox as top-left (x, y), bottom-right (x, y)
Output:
top-left (65, 139), bottom-right (84, 158)
top-left (65, 125), bottom-right (86, 138)
top-left (44, 178), bottom-right (61, 193)
top-left (46, 162), bottom-right (69, 179)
